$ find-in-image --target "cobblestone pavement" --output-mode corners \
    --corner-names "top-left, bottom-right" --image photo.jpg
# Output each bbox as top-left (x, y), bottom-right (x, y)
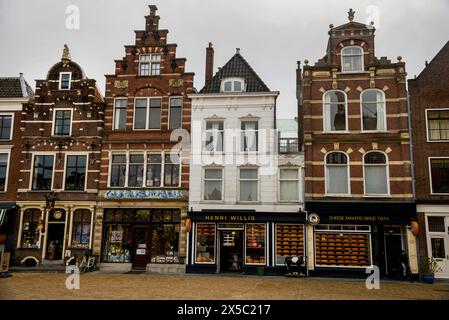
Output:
top-left (1, 272), bottom-right (448, 300)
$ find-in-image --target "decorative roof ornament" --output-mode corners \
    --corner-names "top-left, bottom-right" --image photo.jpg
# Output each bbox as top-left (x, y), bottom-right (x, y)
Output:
top-left (348, 8), bottom-right (355, 22)
top-left (61, 44), bottom-right (71, 62)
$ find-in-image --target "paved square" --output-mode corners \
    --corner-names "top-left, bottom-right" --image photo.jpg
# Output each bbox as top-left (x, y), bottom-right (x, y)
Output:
top-left (0, 272), bottom-right (448, 300)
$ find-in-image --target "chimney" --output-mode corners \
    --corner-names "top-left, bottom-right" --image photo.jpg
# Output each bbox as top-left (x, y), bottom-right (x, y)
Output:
top-left (205, 42), bottom-right (214, 85)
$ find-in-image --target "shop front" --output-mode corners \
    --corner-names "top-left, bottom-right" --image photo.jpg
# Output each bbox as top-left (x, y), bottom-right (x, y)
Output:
top-left (186, 211), bottom-right (306, 275)
top-left (305, 201), bottom-right (418, 279)
top-left (0, 203), bottom-right (17, 255)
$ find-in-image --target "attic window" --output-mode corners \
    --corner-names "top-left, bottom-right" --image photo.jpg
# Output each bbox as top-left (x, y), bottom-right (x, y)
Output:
top-left (221, 78), bottom-right (245, 93)
top-left (341, 46), bottom-right (363, 73)
top-left (59, 72), bottom-right (71, 90)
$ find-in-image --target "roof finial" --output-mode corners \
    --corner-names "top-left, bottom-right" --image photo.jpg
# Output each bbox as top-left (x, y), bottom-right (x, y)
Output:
top-left (61, 44), bottom-right (71, 61)
top-left (236, 48), bottom-right (240, 54)
top-left (348, 8), bottom-right (355, 22)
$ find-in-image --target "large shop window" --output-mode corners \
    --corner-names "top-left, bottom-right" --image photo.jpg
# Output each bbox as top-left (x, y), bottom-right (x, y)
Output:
top-left (364, 152), bottom-right (389, 195)
top-left (65, 155), bottom-right (87, 191)
top-left (71, 209), bottom-right (91, 249)
top-left (279, 169), bottom-right (299, 201)
top-left (0, 153), bottom-right (8, 192)
top-left (21, 209), bottom-right (41, 248)
top-left (427, 109), bottom-right (449, 141)
top-left (54, 110), bottom-right (72, 136)
top-left (113, 98), bottom-right (127, 130)
top-left (102, 211), bottom-right (134, 263)
top-left (341, 46), bottom-right (363, 72)
top-left (139, 54), bottom-right (161, 76)
top-left (361, 89), bottom-right (386, 131)
top-left (134, 98), bottom-right (162, 130)
top-left (241, 121), bottom-right (258, 151)
top-left (239, 168), bottom-right (258, 202)
top-left (315, 225), bottom-right (371, 267)
top-left (323, 91), bottom-right (347, 132)
top-left (245, 224), bottom-right (266, 265)
top-left (276, 224), bottom-right (304, 265)
top-left (195, 223), bottom-right (216, 263)
top-left (203, 168), bottom-right (223, 201)
top-left (169, 97), bottom-right (183, 129)
top-left (0, 115), bottom-right (12, 140)
top-left (150, 210), bottom-right (181, 263)
top-left (32, 155), bottom-right (54, 191)
top-left (325, 152), bottom-right (349, 195)
top-left (430, 158), bottom-right (449, 194)
top-left (205, 121), bottom-right (224, 152)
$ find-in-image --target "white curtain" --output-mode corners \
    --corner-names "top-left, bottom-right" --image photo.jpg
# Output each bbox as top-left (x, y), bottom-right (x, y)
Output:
top-left (240, 181), bottom-right (257, 201)
top-left (326, 166), bottom-right (348, 194)
top-left (376, 91), bottom-right (386, 131)
top-left (324, 93), bottom-right (332, 131)
top-left (365, 166), bottom-right (388, 194)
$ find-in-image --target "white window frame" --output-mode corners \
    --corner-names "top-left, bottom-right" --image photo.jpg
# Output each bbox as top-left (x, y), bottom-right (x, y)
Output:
top-left (240, 119), bottom-right (259, 152)
top-left (360, 89), bottom-right (387, 132)
top-left (322, 90), bottom-right (349, 133)
top-left (362, 151), bottom-right (391, 197)
top-left (138, 53), bottom-right (161, 76)
top-left (0, 113), bottom-right (14, 141)
top-left (69, 208), bottom-right (94, 249)
top-left (324, 151), bottom-right (351, 197)
top-left (278, 167), bottom-right (300, 202)
top-left (112, 98), bottom-right (128, 131)
top-left (0, 149), bottom-right (11, 192)
top-left (194, 222), bottom-right (217, 265)
top-left (127, 152), bottom-right (145, 188)
top-left (63, 152), bottom-right (89, 192)
top-left (341, 46), bottom-right (364, 73)
top-left (29, 153), bottom-right (56, 191)
top-left (168, 96), bottom-right (183, 130)
top-left (52, 108), bottom-right (73, 137)
top-left (238, 167), bottom-right (259, 203)
top-left (58, 72), bottom-right (72, 90)
top-left (203, 119), bottom-right (225, 153)
top-left (220, 77), bottom-right (246, 93)
top-left (428, 157), bottom-right (449, 195)
top-left (425, 108), bottom-right (449, 142)
top-left (202, 167), bottom-right (224, 202)
top-left (132, 97), bottom-right (162, 130)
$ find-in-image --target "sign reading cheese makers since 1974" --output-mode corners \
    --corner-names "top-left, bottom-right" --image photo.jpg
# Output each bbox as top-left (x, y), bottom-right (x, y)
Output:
top-left (328, 215), bottom-right (391, 223)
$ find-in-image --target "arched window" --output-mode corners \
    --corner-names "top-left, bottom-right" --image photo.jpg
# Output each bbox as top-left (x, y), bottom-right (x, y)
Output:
top-left (323, 91), bottom-right (347, 132)
top-left (361, 89), bottom-right (386, 131)
top-left (364, 152), bottom-right (389, 195)
top-left (326, 152), bottom-right (350, 195)
top-left (341, 46), bottom-right (363, 72)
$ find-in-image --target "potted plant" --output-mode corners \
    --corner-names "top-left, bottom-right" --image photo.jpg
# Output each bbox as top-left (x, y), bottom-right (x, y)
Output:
top-left (420, 256), bottom-right (441, 284)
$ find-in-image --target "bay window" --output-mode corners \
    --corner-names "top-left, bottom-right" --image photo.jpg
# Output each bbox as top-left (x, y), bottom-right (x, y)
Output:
top-left (325, 152), bottom-right (349, 195)
top-left (364, 152), bottom-right (389, 195)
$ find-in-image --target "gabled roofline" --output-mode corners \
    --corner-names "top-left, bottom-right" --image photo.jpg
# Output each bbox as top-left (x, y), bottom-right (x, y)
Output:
top-left (414, 41), bottom-right (449, 80)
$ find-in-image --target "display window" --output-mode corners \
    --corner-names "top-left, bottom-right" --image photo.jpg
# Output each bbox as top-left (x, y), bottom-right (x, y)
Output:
top-left (102, 224), bottom-right (132, 263)
top-left (21, 209), bottom-right (41, 248)
top-left (245, 223), bottom-right (266, 265)
top-left (71, 209), bottom-right (91, 249)
top-left (275, 224), bottom-right (305, 265)
top-left (151, 209), bottom-right (181, 263)
top-left (314, 225), bottom-right (371, 268)
top-left (195, 223), bottom-right (216, 264)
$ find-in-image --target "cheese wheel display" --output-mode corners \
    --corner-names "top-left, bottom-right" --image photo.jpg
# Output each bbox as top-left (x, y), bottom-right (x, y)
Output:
top-left (275, 224), bottom-right (305, 265)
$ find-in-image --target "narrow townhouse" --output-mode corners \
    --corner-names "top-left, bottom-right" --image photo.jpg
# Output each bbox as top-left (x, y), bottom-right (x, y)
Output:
top-left (299, 9), bottom-right (418, 278)
top-left (409, 41), bottom-right (449, 279)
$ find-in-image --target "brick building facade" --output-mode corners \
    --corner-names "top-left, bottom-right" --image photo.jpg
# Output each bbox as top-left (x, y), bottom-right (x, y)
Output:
top-left (409, 41), bottom-right (449, 278)
top-left (14, 46), bottom-right (104, 266)
top-left (95, 5), bottom-right (194, 272)
top-left (300, 10), bottom-right (418, 278)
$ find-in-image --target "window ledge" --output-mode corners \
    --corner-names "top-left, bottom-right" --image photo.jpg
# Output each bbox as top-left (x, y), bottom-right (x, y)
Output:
top-left (236, 201), bottom-right (261, 204)
top-left (360, 131), bottom-right (389, 134)
top-left (201, 200), bottom-right (225, 204)
top-left (324, 194), bottom-right (352, 198)
top-left (430, 193), bottom-right (449, 196)
top-left (363, 195), bottom-right (392, 198)
top-left (320, 131), bottom-right (350, 134)
top-left (427, 140), bottom-right (449, 143)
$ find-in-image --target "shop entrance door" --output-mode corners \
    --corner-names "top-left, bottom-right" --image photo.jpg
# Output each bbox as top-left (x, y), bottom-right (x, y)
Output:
top-left (46, 224), bottom-right (65, 260)
top-left (426, 215), bottom-right (449, 278)
top-left (219, 230), bottom-right (243, 273)
top-left (131, 227), bottom-right (150, 270)
top-left (383, 226), bottom-right (404, 279)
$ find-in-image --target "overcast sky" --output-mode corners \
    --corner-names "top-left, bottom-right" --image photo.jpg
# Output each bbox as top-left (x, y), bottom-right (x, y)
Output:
top-left (1, 0), bottom-right (448, 118)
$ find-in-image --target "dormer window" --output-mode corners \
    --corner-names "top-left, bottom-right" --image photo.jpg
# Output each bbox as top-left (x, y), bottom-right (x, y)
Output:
top-left (341, 46), bottom-right (363, 73)
top-left (139, 54), bottom-right (161, 76)
top-left (221, 78), bottom-right (245, 93)
top-left (59, 72), bottom-right (71, 90)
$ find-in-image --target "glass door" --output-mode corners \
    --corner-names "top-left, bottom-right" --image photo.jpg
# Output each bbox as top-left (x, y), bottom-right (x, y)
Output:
top-left (426, 216), bottom-right (449, 278)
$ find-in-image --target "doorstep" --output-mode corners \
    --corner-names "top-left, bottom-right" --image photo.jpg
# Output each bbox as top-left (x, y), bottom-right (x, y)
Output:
top-left (146, 263), bottom-right (185, 274)
top-left (10, 264), bottom-right (66, 273)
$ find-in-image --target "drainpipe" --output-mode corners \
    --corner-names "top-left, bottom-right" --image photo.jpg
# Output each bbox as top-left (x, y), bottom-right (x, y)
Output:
top-left (406, 90), bottom-right (416, 199)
